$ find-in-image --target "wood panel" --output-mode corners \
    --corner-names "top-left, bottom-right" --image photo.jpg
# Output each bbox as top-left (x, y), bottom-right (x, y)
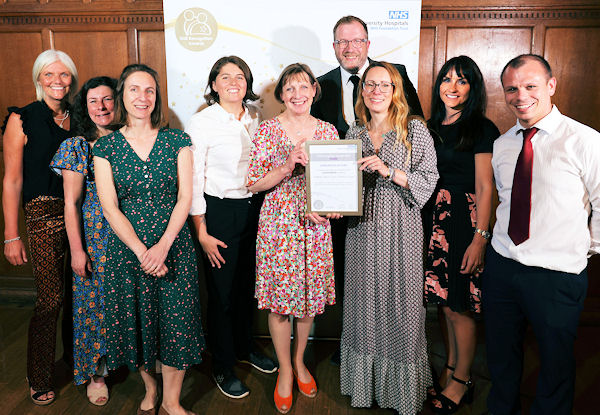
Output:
top-left (138, 30), bottom-right (170, 124)
top-left (545, 27), bottom-right (600, 131)
top-left (418, 27), bottom-right (435, 120)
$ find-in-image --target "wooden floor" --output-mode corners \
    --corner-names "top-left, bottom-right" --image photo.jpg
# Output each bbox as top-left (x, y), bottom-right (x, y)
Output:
top-left (1, 304), bottom-right (599, 415)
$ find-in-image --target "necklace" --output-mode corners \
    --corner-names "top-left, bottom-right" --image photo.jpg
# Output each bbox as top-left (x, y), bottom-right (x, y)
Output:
top-left (53, 110), bottom-right (70, 128)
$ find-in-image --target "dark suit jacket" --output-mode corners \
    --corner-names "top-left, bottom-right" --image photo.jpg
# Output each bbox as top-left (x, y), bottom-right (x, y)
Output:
top-left (311, 61), bottom-right (423, 139)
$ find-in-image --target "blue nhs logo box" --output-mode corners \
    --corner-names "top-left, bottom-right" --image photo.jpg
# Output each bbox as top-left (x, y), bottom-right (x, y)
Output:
top-left (388, 11), bottom-right (409, 19)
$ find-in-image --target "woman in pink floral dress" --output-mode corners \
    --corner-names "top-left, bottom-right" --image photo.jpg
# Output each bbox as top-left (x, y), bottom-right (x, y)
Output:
top-left (247, 63), bottom-right (337, 414)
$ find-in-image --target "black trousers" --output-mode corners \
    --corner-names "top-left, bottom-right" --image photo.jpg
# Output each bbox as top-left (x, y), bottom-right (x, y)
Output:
top-left (204, 194), bottom-right (261, 375)
top-left (482, 247), bottom-right (587, 415)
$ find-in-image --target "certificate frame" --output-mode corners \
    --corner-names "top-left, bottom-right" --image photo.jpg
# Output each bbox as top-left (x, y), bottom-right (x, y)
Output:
top-left (305, 139), bottom-right (363, 216)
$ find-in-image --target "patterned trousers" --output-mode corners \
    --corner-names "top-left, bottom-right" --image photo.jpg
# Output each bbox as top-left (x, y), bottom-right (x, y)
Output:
top-left (23, 196), bottom-right (67, 391)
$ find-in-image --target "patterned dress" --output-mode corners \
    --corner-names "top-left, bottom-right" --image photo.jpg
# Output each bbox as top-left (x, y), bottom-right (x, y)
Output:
top-left (340, 120), bottom-right (439, 414)
top-left (247, 118), bottom-right (337, 318)
top-left (50, 136), bottom-right (109, 385)
top-left (424, 118), bottom-right (499, 314)
top-left (92, 128), bottom-right (205, 371)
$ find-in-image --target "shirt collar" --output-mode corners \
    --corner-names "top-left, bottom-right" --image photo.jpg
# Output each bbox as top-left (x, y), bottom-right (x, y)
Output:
top-left (212, 102), bottom-right (252, 123)
top-left (516, 105), bottom-right (562, 137)
top-left (340, 59), bottom-right (370, 85)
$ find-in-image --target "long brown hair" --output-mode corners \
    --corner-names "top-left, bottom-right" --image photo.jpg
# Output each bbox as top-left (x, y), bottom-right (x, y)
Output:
top-left (355, 61), bottom-right (412, 165)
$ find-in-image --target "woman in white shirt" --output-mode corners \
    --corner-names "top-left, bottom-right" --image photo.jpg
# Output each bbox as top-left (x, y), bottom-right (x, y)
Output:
top-left (187, 56), bottom-right (276, 399)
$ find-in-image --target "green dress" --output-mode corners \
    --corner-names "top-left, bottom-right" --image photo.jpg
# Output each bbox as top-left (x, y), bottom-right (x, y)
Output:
top-left (93, 128), bottom-right (204, 371)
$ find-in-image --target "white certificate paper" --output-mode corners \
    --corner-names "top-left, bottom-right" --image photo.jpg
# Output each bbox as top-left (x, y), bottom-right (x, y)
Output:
top-left (305, 139), bottom-right (363, 216)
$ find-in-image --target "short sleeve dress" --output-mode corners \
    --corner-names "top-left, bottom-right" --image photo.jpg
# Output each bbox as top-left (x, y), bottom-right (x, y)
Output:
top-left (50, 136), bottom-right (109, 385)
top-left (247, 118), bottom-right (337, 318)
top-left (92, 128), bottom-right (205, 371)
top-left (424, 118), bottom-right (499, 313)
top-left (340, 119), bottom-right (439, 414)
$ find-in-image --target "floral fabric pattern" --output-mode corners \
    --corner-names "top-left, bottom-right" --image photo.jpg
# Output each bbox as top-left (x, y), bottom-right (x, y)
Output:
top-left (247, 118), bottom-right (336, 318)
top-left (50, 136), bottom-right (108, 385)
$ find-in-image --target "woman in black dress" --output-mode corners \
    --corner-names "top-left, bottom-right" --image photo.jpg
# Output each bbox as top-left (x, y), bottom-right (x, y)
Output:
top-left (2, 49), bottom-right (78, 406)
top-left (424, 56), bottom-right (499, 414)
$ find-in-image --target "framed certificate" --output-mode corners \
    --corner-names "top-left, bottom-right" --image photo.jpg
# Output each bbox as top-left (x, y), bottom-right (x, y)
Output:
top-left (305, 139), bottom-right (363, 216)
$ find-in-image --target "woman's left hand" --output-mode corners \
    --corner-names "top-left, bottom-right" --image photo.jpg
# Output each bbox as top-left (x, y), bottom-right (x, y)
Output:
top-left (460, 239), bottom-right (487, 275)
top-left (140, 241), bottom-right (170, 276)
top-left (358, 155), bottom-right (390, 177)
top-left (306, 212), bottom-right (328, 225)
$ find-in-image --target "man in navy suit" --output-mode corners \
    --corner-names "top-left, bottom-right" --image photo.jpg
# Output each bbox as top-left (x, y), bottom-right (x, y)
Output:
top-left (311, 15), bottom-right (423, 139)
top-left (311, 15), bottom-right (423, 364)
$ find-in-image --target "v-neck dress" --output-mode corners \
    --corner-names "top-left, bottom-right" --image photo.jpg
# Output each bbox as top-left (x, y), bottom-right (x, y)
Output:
top-left (92, 128), bottom-right (205, 371)
top-left (340, 120), bottom-right (439, 413)
top-left (247, 118), bottom-right (337, 318)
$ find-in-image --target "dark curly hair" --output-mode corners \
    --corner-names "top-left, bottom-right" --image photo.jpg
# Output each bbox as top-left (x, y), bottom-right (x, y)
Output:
top-left (71, 76), bottom-right (118, 141)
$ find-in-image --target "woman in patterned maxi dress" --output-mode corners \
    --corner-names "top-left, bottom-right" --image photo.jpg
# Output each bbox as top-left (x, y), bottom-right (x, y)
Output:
top-left (340, 61), bottom-right (439, 414)
top-left (93, 64), bottom-right (204, 415)
top-left (247, 63), bottom-right (337, 414)
top-left (50, 76), bottom-right (117, 406)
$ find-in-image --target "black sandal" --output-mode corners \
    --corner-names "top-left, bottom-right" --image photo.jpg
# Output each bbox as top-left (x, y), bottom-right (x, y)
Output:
top-left (30, 388), bottom-right (55, 406)
top-left (426, 364), bottom-right (455, 400)
top-left (430, 375), bottom-right (473, 414)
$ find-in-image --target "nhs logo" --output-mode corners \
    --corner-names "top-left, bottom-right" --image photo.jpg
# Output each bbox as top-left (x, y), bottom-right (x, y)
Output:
top-left (388, 10), bottom-right (409, 19)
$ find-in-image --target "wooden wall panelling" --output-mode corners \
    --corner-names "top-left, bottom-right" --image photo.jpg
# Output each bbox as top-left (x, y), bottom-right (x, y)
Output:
top-left (544, 26), bottom-right (600, 131)
top-left (418, 27), bottom-right (436, 120)
top-left (138, 30), bottom-right (169, 124)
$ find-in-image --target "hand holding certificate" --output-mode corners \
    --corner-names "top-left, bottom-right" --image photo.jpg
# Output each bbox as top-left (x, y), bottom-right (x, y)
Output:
top-left (305, 139), bottom-right (363, 216)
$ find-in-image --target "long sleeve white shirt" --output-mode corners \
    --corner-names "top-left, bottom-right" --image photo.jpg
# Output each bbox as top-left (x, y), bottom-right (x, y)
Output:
top-left (491, 106), bottom-right (600, 274)
top-left (187, 103), bottom-right (260, 215)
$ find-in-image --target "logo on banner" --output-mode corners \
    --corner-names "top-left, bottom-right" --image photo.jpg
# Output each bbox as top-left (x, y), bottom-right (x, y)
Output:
top-left (388, 10), bottom-right (409, 19)
top-left (175, 8), bottom-right (218, 51)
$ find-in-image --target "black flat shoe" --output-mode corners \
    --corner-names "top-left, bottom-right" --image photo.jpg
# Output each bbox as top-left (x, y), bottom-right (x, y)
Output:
top-left (430, 375), bottom-right (474, 414)
top-left (426, 364), bottom-right (455, 401)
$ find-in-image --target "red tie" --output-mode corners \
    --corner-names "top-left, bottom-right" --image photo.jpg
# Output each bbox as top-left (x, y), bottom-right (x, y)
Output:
top-left (508, 127), bottom-right (538, 245)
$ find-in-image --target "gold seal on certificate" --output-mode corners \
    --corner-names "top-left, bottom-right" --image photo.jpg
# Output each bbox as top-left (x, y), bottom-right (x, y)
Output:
top-left (305, 139), bottom-right (363, 216)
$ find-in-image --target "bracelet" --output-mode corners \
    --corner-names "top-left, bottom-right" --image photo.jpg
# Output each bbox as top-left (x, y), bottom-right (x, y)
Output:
top-left (388, 167), bottom-right (395, 182)
top-left (4, 236), bottom-right (21, 244)
top-left (474, 228), bottom-right (491, 240)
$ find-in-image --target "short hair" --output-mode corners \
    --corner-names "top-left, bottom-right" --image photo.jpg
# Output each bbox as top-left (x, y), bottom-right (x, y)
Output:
top-left (204, 56), bottom-right (259, 105)
top-left (113, 64), bottom-right (164, 129)
top-left (500, 54), bottom-right (553, 85)
top-left (333, 15), bottom-right (368, 40)
top-left (32, 49), bottom-right (79, 102)
top-left (274, 63), bottom-right (322, 104)
top-left (72, 76), bottom-right (118, 142)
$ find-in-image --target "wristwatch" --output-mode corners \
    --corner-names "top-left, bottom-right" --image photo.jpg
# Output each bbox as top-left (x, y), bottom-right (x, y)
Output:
top-left (475, 228), bottom-right (491, 240)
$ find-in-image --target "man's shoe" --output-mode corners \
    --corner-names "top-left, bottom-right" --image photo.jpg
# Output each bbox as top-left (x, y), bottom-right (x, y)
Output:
top-left (213, 372), bottom-right (250, 399)
top-left (238, 351), bottom-right (278, 374)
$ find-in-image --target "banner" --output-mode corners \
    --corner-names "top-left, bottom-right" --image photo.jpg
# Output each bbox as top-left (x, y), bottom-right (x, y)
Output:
top-left (163, 0), bottom-right (422, 129)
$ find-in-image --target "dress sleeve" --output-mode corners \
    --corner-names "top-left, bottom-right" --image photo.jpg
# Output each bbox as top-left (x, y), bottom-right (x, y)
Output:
top-left (247, 120), bottom-right (277, 186)
top-left (186, 115), bottom-right (208, 215)
top-left (473, 118), bottom-right (500, 154)
top-left (92, 135), bottom-right (111, 162)
top-left (50, 137), bottom-right (89, 176)
top-left (403, 119), bottom-right (439, 209)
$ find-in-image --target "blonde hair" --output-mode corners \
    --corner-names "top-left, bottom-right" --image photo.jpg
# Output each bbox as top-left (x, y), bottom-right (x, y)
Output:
top-left (32, 49), bottom-right (78, 102)
top-left (355, 61), bottom-right (413, 165)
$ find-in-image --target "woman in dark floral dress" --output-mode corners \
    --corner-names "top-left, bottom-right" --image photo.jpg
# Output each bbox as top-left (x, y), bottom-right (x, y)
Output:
top-left (51, 76), bottom-right (117, 406)
top-left (423, 56), bottom-right (499, 414)
top-left (94, 64), bottom-right (204, 415)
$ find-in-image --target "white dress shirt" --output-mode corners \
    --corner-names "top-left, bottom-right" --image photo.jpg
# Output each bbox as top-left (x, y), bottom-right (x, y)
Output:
top-left (187, 103), bottom-right (260, 215)
top-left (491, 106), bottom-right (600, 274)
top-left (340, 60), bottom-right (370, 126)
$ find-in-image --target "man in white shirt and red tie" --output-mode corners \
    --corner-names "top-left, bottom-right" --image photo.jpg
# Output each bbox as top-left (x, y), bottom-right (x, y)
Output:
top-left (484, 54), bottom-right (600, 414)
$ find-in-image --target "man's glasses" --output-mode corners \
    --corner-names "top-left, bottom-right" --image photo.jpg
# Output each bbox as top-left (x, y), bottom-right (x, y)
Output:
top-left (334, 38), bottom-right (368, 48)
top-left (362, 81), bottom-right (395, 93)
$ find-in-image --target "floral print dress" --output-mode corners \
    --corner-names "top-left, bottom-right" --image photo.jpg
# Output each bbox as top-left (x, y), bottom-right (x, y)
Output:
top-left (50, 136), bottom-right (108, 385)
top-left (92, 128), bottom-right (205, 371)
top-left (247, 118), bottom-right (337, 318)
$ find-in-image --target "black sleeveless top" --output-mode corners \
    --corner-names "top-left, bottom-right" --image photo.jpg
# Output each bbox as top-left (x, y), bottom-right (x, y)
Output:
top-left (2, 101), bottom-right (72, 205)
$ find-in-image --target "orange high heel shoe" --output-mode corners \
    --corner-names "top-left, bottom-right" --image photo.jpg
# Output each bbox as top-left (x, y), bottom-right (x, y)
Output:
top-left (294, 370), bottom-right (317, 398)
top-left (274, 371), bottom-right (293, 414)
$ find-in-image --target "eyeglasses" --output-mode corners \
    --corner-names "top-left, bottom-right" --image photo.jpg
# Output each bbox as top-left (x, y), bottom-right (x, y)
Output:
top-left (362, 81), bottom-right (395, 93)
top-left (334, 38), bottom-right (368, 48)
